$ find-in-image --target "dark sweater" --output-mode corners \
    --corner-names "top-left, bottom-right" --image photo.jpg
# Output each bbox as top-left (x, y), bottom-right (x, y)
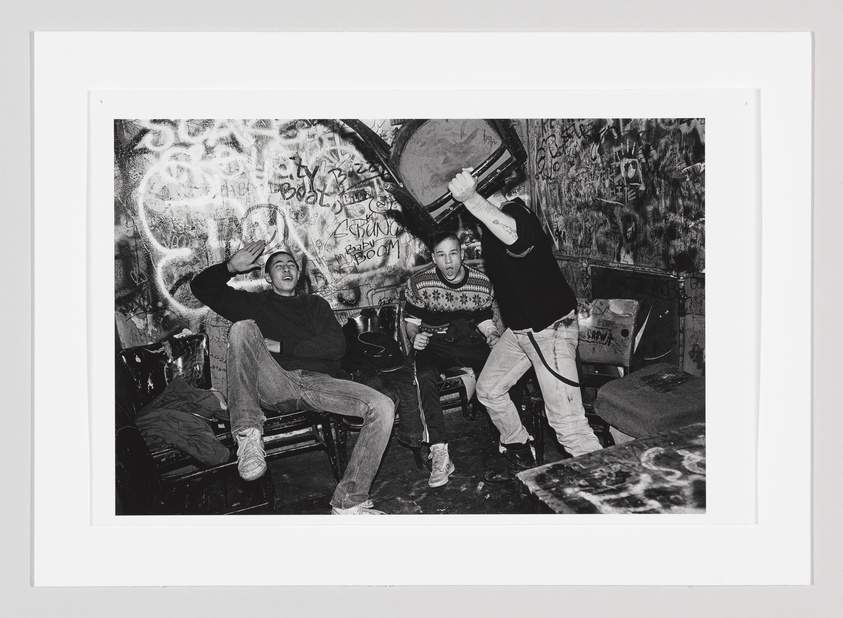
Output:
top-left (190, 263), bottom-right (345, 376)
top-left (480, 198), bottom-right (577, 331)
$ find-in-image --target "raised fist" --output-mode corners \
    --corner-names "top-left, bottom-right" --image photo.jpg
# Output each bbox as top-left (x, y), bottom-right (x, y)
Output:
top-left (448, 169), bottom-right (477, 203)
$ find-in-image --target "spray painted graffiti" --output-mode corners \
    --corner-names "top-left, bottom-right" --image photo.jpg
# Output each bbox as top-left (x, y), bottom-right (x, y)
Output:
top-left (526, 118), bottom-right (705, 272)
top-left (115, 117), bottom-right (704, 351)
top-left (114, 119), bottom-right (426, 344)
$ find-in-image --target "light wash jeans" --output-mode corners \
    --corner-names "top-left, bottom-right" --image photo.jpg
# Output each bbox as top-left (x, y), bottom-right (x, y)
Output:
top-left (226, 320), bottom-right (395, 509)
top-left (475, 316), bottom-right (602, 457)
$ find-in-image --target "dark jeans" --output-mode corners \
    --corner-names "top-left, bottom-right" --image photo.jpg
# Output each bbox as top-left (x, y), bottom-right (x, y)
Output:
top-left (350, 359), bottom-right (424, 448)
top-left (226, 320), bottom-right (395, 509)
top-left (414, 331), bottom-right (491, 445)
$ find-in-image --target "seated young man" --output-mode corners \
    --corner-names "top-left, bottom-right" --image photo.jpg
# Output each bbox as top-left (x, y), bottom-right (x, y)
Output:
top-left (190, 240), bottom-right (395, 515)
top-left (403, 232), bottom-right (501, 487)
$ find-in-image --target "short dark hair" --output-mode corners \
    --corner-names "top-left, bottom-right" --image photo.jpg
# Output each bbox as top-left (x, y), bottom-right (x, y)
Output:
top-left (427, 232), bottom-right (461, 253)
top-left (265, 250), bottom-right (299, 271)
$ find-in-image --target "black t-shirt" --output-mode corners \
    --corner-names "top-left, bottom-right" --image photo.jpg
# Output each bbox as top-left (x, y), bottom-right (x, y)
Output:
top-left (480, 198), bottom-right (577, 331)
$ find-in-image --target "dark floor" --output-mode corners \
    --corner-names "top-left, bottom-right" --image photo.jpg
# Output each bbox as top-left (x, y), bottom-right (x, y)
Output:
top-left (268, 405), bottom-right (573, 515)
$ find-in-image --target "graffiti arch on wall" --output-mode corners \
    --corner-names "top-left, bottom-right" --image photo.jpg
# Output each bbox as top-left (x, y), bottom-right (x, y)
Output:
top-left (115, 117), bottom-right (705, 347)
top-left (115, 119), bottom-right (425, 344)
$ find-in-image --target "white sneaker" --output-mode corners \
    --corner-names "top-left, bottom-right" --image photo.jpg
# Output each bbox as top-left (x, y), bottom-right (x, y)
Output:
top-left (235, 427), bottom-right (266, 481)
top-left (428, 443), bottom-right (455, 488)
top-left (331, 500), bottom-right (385, 515)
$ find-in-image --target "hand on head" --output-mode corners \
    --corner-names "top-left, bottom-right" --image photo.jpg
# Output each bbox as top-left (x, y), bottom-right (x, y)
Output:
top-left (448, 168), bottom-right (477, 203)
top-left (227, 240), bottom-right (266, 273)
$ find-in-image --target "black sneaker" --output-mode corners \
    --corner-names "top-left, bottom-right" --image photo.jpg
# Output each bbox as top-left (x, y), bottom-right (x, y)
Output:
top-left (482, 440), bottom-right (537, 484)
top-left (503, 440), bottom-right (537, 470)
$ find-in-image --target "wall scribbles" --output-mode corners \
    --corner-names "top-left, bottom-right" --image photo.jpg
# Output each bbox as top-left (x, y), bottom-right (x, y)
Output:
top-left (115, 117), bottom-right (704, 375)
top-left (115, 119), bottom-right (426, 346)
top-left (525, 118), bottom-right (705, 272)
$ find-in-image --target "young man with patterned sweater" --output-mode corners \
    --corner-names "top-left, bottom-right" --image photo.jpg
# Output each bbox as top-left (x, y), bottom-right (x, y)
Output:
top-left (403, 232), bottom-right (502, 487)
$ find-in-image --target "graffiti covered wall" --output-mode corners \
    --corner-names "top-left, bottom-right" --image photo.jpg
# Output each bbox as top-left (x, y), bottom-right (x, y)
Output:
top-left (525, 118), bottom-right (705, 272)
top-left (114, 117), bottom-right (704, 370)
top-left (115, 119), bottom-right (425, 347)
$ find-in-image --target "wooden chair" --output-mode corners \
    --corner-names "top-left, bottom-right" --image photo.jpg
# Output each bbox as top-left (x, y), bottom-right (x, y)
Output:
top-left (115, 334), bottom-right (274, 514)
top-left (115, 417), bottom-right (275, 515)
top-left (202, 315), bottom-right (346, 482)
top-left (529, 299), bottom-right (640, 463)
top-left (363, 289), bottom-right (480, 422)
top-left (439, 368), bottom-right (476, 420)
top-left (334, 300), bottom-right (480, 475)
top-left (434, 299), bottom-right (503, 423)
top-left (117, 332), bottom-right (347, 514)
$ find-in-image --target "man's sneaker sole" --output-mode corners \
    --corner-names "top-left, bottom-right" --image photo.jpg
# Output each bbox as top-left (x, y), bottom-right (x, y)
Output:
top-left (238, 461), bottom-right (267, 481)
top-left (428, 461), bottom-right (455, 488)
top-left (332, 499), bottom-right (385, 515)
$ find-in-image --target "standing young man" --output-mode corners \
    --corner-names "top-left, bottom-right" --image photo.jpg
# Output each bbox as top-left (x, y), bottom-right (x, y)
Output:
top-left (403, 232), bottom-right (501, 487)
top-left (190, 240), bottom-right (395, 515)
top-left (447, 170), bottom-right (602, 469)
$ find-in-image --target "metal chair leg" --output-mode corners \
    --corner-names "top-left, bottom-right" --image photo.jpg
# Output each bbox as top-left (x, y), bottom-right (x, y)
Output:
top-left (321, 417), bottom-right (344, 483)
top-left (529, 398), bottom-right (546, 465)
top-left (334, 420), bottom-right (349, 475)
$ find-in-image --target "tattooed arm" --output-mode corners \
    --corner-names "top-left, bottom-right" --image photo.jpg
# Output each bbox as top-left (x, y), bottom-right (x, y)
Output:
top-left (448, 169), bottom-right (519, 246)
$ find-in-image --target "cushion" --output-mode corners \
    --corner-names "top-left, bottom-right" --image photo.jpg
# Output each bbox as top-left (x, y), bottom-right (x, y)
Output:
top-left (594, 363), bottom-right (705, 438)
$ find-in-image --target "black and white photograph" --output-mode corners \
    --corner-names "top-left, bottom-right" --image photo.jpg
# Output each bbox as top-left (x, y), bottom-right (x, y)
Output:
top-left (113, 117), bottom-right (706, 516)
top-left (28, 30), bottom-right (814, 594)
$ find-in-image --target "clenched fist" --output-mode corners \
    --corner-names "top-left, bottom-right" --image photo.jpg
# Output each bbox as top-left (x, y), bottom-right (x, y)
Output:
top-left (448, 169), bottom-right (477, 203)
top-left (412, 331), bottom-right (431, 351)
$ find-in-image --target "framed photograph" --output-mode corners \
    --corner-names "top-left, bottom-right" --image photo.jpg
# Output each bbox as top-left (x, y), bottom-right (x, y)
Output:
top-left (33, 32), bottom-right (811, 587)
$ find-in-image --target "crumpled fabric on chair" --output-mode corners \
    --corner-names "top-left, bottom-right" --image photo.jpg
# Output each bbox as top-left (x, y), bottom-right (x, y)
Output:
top-left (135, 376), bottom-right (231, 466)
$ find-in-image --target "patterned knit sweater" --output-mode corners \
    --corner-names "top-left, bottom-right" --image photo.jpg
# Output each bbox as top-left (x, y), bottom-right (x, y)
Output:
top-left (404, 263), bottom-right (495, 329)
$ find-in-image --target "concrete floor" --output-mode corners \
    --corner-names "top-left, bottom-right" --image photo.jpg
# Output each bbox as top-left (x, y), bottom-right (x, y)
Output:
top-left (268, 405), bottom-right (572, 515)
